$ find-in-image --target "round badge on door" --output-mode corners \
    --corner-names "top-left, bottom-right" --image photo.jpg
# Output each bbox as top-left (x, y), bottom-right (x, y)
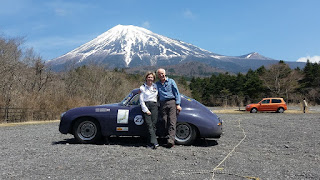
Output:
top-left (134, 115), bottom-right (144, 125)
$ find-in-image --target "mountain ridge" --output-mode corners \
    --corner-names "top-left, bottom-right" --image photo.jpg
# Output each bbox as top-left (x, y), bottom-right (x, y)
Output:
top-left (47, 25), bottom-right (305, 73)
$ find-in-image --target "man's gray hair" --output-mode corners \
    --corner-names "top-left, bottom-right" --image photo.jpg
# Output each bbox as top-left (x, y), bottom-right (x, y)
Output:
top-left (157, 68), bottom-right (166, 74)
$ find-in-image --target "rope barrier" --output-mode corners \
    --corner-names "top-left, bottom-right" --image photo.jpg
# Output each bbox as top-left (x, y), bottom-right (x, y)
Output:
top-left (211, 118), bottom-right (247, 179)
top-left (173, 118), bottom-right (260, 179)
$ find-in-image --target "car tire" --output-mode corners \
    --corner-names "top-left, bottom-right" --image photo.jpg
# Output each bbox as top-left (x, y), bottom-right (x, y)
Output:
top-left (250, 108), bottom-right (258, 113)
top-left (73, 118), bottom-right (101, 144)
top-left (277, 107), bottom-right (285, 113)
top-left (175, 123), bottom-right (197, 145)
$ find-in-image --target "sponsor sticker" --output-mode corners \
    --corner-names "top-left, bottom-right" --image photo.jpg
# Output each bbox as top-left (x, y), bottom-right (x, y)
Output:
top-left (117, 109), bottom-right (129, 124)
top-left (95, 108), bottom-right (110, 112)
top-left (116, 127), bottom-right (128, 131)
top-left (134, 115), bottom-right (144, 125)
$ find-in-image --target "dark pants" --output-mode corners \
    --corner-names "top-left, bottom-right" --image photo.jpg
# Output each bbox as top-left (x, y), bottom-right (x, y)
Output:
top-left (143, 101), bottom-right (158, 145)
top-left (160, 99), bottom-right (177, 144)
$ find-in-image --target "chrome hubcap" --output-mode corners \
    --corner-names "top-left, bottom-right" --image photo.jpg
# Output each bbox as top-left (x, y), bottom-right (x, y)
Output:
top-left (78, 121), bottom-right (97, 140)
top-left (176, 124), bottom-right (191, 139)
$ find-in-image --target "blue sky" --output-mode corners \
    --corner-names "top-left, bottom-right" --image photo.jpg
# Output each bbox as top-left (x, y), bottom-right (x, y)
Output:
top-left (1, 0), bottom-right (319, 62)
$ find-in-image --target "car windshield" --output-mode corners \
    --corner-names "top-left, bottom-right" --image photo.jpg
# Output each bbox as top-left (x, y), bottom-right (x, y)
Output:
top-left (120, 93), bottom-right (133, 106)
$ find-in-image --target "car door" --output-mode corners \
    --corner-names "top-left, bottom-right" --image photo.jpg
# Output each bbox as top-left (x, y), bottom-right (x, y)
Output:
top-left (259, 99), bottom-right (271, 111)
top-left (271, 99), bottom-right (281, 111)
top-left (117, 94), bottom-right (148, 136)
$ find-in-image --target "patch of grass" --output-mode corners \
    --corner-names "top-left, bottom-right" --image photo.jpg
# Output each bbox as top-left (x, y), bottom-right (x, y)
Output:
top-left (211, 109), bottom-right (317, 114)
top-left (0, 120), bottom-right (59, 127)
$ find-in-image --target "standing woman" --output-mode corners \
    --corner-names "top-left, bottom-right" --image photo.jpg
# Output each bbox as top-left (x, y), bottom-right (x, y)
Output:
top-left (139, 72), bottom-right (159, 149)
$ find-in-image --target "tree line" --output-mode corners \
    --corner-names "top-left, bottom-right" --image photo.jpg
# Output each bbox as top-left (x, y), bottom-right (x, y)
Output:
top-left (1, 35), bottom-right (319, 121)
top-left (0, 36), bottom-right (144, 121)
top-left (189, 60), bottom-right (320, 106)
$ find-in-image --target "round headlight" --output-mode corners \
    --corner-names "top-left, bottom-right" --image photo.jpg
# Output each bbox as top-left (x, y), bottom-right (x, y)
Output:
top-left (60, 112), bottom-right (66, 118)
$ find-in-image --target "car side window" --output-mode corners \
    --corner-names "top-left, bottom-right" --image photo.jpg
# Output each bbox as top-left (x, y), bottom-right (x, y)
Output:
top-left (271, 99), bottom-right (281, 103)
top-left (128, 94), bottom-right (140, 106)
top-left (261, 99), bottom-right (270, 104)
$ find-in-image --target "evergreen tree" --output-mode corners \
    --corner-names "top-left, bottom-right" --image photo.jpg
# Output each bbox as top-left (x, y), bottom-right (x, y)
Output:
top-left (243, 69), bottom-right (265, 100)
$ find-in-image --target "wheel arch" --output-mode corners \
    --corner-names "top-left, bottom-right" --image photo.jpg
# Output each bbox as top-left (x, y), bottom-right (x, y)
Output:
top-left (189, 123), bottom-right (200, 138)
top-left (180, 122), bottom-right (200, 137)
top-left (277, 107), bottom-right (285, 113)
top-left (69, 116), bottom-right (100, 134)
top-left (178, 112), bottom-right (221, 138)
top-left (250, 107), bottom-right (258, 113)
top-left (175, 122), bottom-right (199, 145)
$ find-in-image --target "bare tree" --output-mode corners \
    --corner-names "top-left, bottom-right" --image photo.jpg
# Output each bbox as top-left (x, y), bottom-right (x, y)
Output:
top-left (0, 37), bottom-right (24, 108)
top-left (260, 62), bottom-right (291, 97)
top-left (283, 69), bottom-right (303, 102)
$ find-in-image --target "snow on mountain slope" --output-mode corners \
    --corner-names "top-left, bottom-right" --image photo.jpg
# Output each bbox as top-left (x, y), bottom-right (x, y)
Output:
top-left (238, 52), bottom-right (273, 60)
top-left (47, 24), bottom-right (303, 73)
top-left (49, 25), bottom-right (222, 67)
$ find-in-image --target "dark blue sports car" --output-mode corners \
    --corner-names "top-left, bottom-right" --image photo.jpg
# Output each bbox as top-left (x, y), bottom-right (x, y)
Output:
top-left (59, 89), bottom-right (223, 145)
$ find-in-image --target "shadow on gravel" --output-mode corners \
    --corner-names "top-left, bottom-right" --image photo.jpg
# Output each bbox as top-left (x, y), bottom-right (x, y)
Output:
top-left (52, 138), bottom-right (82, 145)
top-left (52, 137), bottom-right (218, 147)
top-left (193, 138), bottom-right (219, 147)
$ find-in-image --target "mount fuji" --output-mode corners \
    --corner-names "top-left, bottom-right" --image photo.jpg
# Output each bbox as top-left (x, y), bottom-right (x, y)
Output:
top-left (48, 25), bottom-right (305, 73)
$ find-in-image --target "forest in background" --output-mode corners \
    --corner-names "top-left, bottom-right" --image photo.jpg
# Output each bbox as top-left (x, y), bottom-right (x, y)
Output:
top-left (1, 36), bottom-right (319, 122)
top-left (189, 60), bottom-right (320, 107)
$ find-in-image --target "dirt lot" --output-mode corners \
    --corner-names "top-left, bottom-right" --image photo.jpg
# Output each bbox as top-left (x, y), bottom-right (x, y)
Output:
top-left (0, 111), bottom-right (319, 179)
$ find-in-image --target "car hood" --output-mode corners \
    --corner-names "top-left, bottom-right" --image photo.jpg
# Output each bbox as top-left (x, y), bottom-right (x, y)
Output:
top-left (247, 103), bottom-right (259, 106)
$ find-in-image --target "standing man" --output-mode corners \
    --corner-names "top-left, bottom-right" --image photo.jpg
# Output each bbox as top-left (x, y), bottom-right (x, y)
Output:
top-left (303, 98), bottom-right (308, 113)
top-left (156, 68), bottom-right (182, 148)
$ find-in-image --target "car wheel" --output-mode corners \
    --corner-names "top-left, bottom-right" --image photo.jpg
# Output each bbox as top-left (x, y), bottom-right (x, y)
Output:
top-left (250, 108), bottom-right (258, 113)
top-left (73, 118), bottom-right (101, 144)
top-left (277, 107), bottom-right (284, 113)
top-left (175, 123), bottom-right (197, 145)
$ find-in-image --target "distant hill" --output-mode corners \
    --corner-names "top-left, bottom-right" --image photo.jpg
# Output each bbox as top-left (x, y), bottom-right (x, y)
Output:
top-left (125, 61), bottom-right (226, 77)
top-left (47, 25), bottom-right (306, 73)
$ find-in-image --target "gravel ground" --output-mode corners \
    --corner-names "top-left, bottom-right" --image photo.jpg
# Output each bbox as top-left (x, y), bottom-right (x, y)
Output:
top-left (1, 112), bottom-right (319, 180)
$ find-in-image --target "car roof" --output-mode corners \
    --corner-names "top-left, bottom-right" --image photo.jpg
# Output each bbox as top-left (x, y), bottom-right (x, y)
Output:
top-left (132, 88), bottom-right (140, 95)
top-left (262, 98), bottom-right (284, 99)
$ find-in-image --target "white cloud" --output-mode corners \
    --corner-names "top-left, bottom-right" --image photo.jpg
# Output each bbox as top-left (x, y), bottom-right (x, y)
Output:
top-left (183, 9), bottom-right (196, 20)
top-left (45, 1), bottom-right (95, 17)
top-left (142, 21), bottom-right (150, 29)
top-left (297, 55), bottom-right (320, 63)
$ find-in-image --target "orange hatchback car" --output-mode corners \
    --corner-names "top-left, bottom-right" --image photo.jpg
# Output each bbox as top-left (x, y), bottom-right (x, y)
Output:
top-left (246, 98), bottom-right (287, 113)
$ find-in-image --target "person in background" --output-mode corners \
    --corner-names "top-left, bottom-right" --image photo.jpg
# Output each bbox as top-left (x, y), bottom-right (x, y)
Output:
top-left (139, 72), bottom-right (159, 149)
top-left (303, 98), bottom-right (308, 113)
top-left (156, 68), bottom-right (182, 148)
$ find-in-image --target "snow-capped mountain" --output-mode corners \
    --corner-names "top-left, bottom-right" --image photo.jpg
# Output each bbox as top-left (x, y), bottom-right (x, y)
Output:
top-left (238, 52), bottom-right (273, 60)
top-left (48, 25), bottom-right (223, 69)
top-left (48, 25), bottom-right (305, 73)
